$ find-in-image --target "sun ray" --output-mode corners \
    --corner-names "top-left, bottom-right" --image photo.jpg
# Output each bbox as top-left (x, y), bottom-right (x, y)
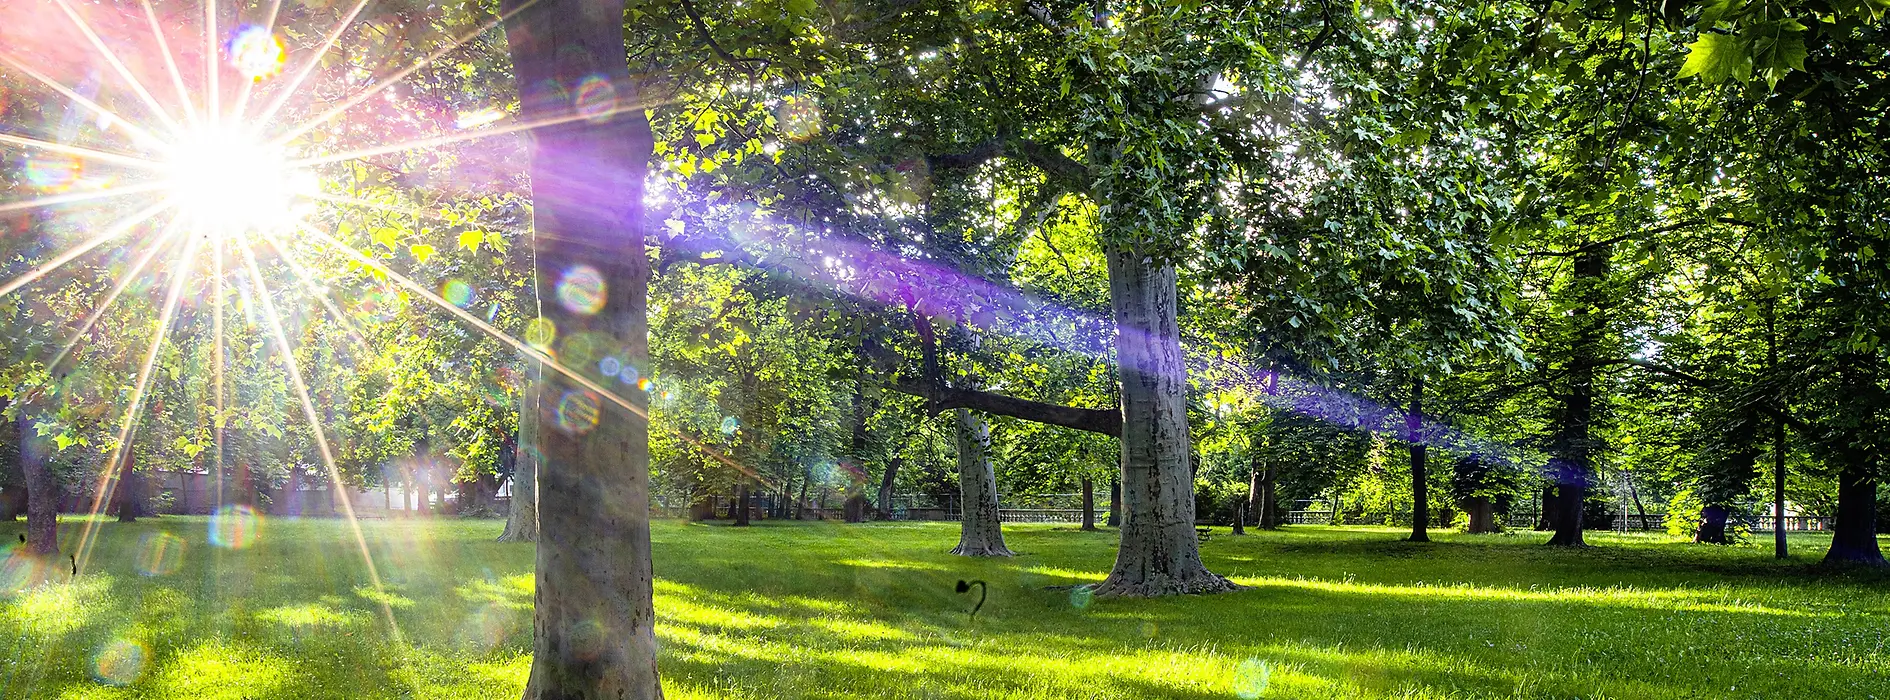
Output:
top-left (250, 0), bottom-right (377, 129)
top-left (43, 216), bottom-right (188, 374)
top-left (228, 0), bottom-right (287, 124)
top-left (0, 199), bottom-right (172, 300)
top-left (0, 181), bottom-right (168, 215)
top-left (0, 52), bottom-right (171, 149)
top-left (237, 238), bottom-right (405, 645)
top-left (289, 96), bottom-right (671, 168)
top-left (73, 233), bottom-right (204, 576)
top-left (294, 221), bottom-right (779, 489)
top-left (47, 0), bottom-right (186, 136)
top-left (139, 0), bottom-right (200, 127)
top-left (0, 132), bottom-right (165, 171)
top-left (258, 231), bottom-right (370, 350)
top-left (211, 229), bottom-right (227, 515)
top-left (267, 0), bottom-right (545, 148)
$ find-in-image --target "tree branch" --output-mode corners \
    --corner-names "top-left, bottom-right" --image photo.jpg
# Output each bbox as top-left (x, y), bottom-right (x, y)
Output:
top-left (677, 0), bottom-right (768, 76)
top-left (890, 378), bottom-right (1121, 437)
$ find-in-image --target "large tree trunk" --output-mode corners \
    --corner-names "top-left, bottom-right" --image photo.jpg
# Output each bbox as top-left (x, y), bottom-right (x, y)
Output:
top-left (1258, 462), bottom-right (1278, 529)
top-left (503, 0), bottom-right (664, 695)
top-left (500, 376), bottom-right (541, 541)
top-left (1407, 374), bottom-right (1429, 542)
top-left (21, 411), bottom-right (57, 555)
top-left (733, 483), bottom-right (751, 526)
top-left (1107, 478), bottom-right (1121, 527)
top-left (1080, 476), bottom-right (1096, 531)
top-left (1092, 247), bottom-right (1234, 597)
top-left (1822, 450), bottom-right (1885, 567)
top-left (795, 469), bottom-right (809, 520)
top-left (1464, 496), bottom-right (1496, 534)
top-left (113, 451), bottom-right (143, 523)
top-left (1546, 243), bottom-right (1608, 547)
top-left (1230, 500), bottom-right (1245, 535)
top-left (1694, 505), bottom-right (1730, 544)
top-left (876, 456), bottom-right (900, 520)
top-left (950, 410), bottom-right (1012, 557)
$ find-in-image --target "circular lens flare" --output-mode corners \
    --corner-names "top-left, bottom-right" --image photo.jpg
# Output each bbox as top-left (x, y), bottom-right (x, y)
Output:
top-left (228, 26), bottom-right (286, 81)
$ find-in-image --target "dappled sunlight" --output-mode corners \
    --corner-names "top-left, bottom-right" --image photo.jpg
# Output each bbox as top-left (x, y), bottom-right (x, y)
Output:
top-left (4, 574), bottom-right (114, 637)
top-left (254, 602), bottom-right (370, 631)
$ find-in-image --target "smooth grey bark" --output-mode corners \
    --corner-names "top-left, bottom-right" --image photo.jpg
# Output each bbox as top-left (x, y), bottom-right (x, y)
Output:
top-left (1093, 246), bottom-right (1235, 597)
top-left (499, 371), bottom-right (541, 542)
top-left (950, 409), bottom-right (1012, 557)
top-left (503, 0), bottom-right (663, 695)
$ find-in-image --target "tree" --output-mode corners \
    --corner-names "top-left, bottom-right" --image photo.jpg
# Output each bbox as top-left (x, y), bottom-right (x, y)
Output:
top-left (500, 0), bottom-right (663, 695)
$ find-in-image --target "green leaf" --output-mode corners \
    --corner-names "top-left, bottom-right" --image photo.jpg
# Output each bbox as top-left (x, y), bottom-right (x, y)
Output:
top-left (1696, 0), bottom-right (1740, 28)
top-left (1677, 33), bottom-right (1752, 84)
top-left (410, 244), bottom-right (436, 263)
top-left (1746, 19), bottom-right (1808, 88)
top-left (457, 229), bottom-right (484, 252)
top-left (371, 226), bottom-right (400, 250)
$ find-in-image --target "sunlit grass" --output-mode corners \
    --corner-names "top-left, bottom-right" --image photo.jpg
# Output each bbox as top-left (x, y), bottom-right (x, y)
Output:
top-left (2, 517), bottom-right (1886, 698)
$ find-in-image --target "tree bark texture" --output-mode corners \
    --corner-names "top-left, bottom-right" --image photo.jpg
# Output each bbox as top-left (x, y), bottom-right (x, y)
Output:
top-left (500, 371), bottom-right (542, 542)
top-left (1093, 246), bottom-right (1235, 596)
top-left (733, 483), bottom-right (751, 526)
top-left (1464, 496), bottom-right (1496, 534)
top-left (876, 456), bottom-right (900, 520)
top-left (1822, 449), bottom-right (1886, 566)
top-left (1547, 243), bottom-right (1608, 547)
top-left (503, 0), bottom-right (664, 695)
top-left (950, 410), bottom-right (1012, 557)
top-left (1408, 374), bottom-right (1429, 542)
top-left (22, 410), bottom-right (57, 555)
top-left (112, 451), bottom-right (143, 522)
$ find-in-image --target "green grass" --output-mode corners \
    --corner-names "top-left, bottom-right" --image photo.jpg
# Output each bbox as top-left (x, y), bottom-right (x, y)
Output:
top-left (2, 516), bottom-right (1887, 699)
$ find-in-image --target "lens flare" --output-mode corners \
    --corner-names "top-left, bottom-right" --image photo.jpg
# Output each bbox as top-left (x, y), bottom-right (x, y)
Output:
top-left (0, 549), bottom-right (51, 596)
top-left (161, 128), bottom-right (309, 232)
top-left (619, 365), bottom-right (639, 386)
top-left (556, 265), bottom-right (606, 315)
top-left (209, 504), bottom-right (262, 549)
top-left (573, 75), bottom-right (617, 123)
top-left (22, 154), bottom-right (83, 191)
top-left (555, 391), bottom-right (600, 435)
top-left (1068, 586), bottom-right (1094, 610)
top-left (719, 416), bottom-right (740, 435)
top-left (454, 107), bottom-right (506, 130)
top-left (778, 97), bottom-right (822, 141)
top-left (598, 356), bottom-right (622, 377)
top-left (441, 279), bottom-right (475, 307)
top-left (135, 531), bottom-right (186, 576)
top-left (91, 638), bottom-right (147, 686)
top-left (523, 318), bottom-right (556, 349)
top-left (1233, 658), bottom-right (1272, 699)
top-left (228, 26), bottom-right (286, 81)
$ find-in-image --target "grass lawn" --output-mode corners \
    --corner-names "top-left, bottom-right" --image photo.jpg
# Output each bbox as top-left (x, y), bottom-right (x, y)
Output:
top-left (2, 516), bottom-right (1887, 699)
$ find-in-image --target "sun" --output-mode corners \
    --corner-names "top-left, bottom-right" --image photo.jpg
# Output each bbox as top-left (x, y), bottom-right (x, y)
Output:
top-left (158, 125), bottom-right (313, 235)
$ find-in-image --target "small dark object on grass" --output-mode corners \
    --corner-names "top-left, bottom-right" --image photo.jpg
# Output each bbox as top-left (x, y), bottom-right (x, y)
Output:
top-left (955, 579), bottom-right (987, 620)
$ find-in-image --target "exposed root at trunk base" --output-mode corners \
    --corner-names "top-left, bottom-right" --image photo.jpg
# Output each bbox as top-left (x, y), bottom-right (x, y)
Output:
top-left (950, 543), bottom-right (1015, 557)
top-left (1091, 572), bottom-right (1241, 598)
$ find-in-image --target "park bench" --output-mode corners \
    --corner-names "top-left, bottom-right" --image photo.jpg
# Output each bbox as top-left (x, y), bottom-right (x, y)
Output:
top-left (1196, 527), bottom-right (1212, 543)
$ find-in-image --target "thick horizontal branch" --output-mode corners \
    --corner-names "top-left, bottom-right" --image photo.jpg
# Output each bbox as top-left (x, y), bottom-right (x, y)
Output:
top-left (892, 378), bottom-right (1121, 437)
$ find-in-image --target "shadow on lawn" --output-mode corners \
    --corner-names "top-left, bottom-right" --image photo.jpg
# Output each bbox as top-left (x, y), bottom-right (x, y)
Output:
top-left (644, 523), bottom-right (1890, 700)
top-left (4, 518), bottom-right (1887, 699)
